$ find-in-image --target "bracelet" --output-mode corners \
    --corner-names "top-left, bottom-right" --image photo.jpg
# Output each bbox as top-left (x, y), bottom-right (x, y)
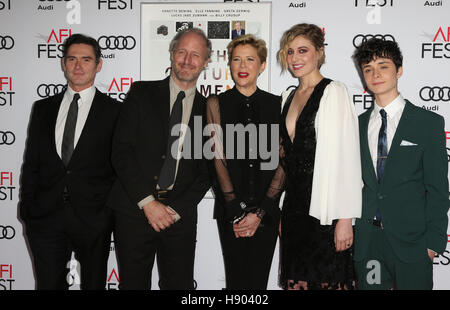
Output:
top-left (256, 208), bottom-right (265, 220)
top-left (232, 212), bottom-right (246, 224)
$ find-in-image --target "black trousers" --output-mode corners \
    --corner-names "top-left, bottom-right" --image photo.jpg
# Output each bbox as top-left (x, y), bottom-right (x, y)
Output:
top-left (217, 219), bottom-right (278, 290)
top-left (26, 203), bottom-right (112, 290)
top-left (113, 211), bottom-right (197, 290)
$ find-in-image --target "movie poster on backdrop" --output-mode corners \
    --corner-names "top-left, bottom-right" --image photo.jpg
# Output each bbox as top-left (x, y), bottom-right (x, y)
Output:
top-left (140, 2), bottom-right (271, 97)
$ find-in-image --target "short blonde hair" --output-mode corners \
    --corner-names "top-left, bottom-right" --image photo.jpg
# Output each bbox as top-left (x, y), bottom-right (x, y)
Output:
top-left (277, 23), bottom-right (325, 72)
top-left (227, 34), bottom-right (267, 65)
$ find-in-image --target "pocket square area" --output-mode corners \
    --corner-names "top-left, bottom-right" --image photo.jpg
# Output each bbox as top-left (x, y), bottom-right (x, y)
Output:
top-left (400, 140), bottom-right (418, 146)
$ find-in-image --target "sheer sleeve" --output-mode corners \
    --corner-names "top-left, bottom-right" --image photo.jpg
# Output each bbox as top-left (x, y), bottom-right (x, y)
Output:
top-left (206, 95), bottom-right (235, 202)
top-left (207, 95), bottom-right (247, 222)
top-left (258, 135), bottom-right (286, 222)
top-left (265, 137), bottom-right (286, 200)
top-left (264, 88), bottom-right (294, 203)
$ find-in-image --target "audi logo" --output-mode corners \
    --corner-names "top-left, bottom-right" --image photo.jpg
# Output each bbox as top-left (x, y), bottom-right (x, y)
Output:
top-left (352, 34), bottom-right (395, 48)
top-left (419, 86), bottom-right (450, 102)
top-left (98, 35), bottom-right (136, 50)
top-left (0, 131), bottom-right (15, 145)
top-left (0, 225), bottom-right (15, 240)
top-left (0, 35), bottom-right (14, 50)
top-left (37, 83), bottom-right (66, 98)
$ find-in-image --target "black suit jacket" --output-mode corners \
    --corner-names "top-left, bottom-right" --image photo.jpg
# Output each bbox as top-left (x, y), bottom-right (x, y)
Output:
top-left (20, 89), bottom-right (121, 233)
top-left (108, 78), bottom-right (210, 222)
top-left (231, 29), bottom-right (245, 39)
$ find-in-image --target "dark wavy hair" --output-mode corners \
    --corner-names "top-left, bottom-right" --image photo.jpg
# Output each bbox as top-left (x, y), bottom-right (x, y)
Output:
top-left (62, 33), bottom-right (102, 64)
top-left (353, 38), bottom-right (403, 70)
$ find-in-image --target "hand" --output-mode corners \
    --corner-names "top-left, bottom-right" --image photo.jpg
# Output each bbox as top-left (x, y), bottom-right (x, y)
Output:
top-left (334, 218), bottom-right (353, 252)
top-left (142, 200), bottom-right (176, 232)
top-left (427, 249), bottom-right (436, 262)
top-left (232, 213), bottom-right (261, 238)
top-left (287, 280), bottom-right (308, 290)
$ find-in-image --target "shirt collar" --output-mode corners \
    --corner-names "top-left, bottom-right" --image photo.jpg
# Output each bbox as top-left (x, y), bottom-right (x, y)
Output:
top-left (373, 94), bottom-right (405, 118)
top-left (231, 86), bottom-right (261, 102)
top-left (65, 84), bottom-right (96, 105)
top-left (169, 76), bottom-right (196, 100)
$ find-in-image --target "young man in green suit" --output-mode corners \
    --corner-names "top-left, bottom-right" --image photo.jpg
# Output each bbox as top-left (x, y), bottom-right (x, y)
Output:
top-left (352, 38), bottom-right (449, 290)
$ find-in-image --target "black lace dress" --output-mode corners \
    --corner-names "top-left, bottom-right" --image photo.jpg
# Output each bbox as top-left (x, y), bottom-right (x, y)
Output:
top-left (278, 78), bottom-right (355, 290)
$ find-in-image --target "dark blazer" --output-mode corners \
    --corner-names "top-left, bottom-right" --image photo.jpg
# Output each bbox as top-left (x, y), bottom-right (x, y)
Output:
top-left (354, 100), bottom-right (449, 263)
top-left (20, 89), bottom-right (121, 233)
top-left (108, 77), bottom-right (210, 222)
top-left (231, 29), bottom-right (245, 39)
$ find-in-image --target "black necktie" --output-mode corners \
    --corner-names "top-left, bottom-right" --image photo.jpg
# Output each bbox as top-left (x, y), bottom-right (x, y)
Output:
top-left (375, 109), bottom-right (387, 221)
top-left (61, 93), bottom-right (80, 167)
top-left (158, 91), bottom-right (185, 189)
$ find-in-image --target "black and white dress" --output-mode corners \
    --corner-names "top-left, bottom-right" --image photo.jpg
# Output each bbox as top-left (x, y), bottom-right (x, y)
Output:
top-left (273, 78), bottom-right (362, 289)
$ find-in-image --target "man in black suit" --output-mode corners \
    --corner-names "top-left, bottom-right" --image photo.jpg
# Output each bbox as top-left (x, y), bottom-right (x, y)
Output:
top-left (20, 34), bottom-right (120, 290)
top-left (109, 28), bottom-right (211, 290)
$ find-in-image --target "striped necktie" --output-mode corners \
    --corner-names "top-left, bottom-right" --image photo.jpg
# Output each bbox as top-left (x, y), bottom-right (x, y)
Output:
top-left (375, 108), bottom-right (387, 221)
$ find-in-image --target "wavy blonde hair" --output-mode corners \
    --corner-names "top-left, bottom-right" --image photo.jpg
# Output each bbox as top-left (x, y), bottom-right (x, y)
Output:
top-left (277, 23), bottom-right (325, 72)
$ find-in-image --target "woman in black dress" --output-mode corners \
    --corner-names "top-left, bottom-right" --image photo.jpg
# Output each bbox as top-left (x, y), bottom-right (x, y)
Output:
top-left (273, 23), bottom-right (362, 290)
top-left (206, 34), bottom-right (281, 289)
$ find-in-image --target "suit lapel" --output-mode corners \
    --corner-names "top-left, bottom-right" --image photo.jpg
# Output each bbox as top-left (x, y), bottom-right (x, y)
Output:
top-left (158, 78), bottom-right (171, 140)
top-left (360, 108), bottom-right (378, 190)
top-left (174, 90), bottom-right (204, 188)
top-left (47, 92), bottom-right (65, 165)
top-left (380, 100), bottom-right (414, 187)
top-left (188, 90), bottom-right (204, 126)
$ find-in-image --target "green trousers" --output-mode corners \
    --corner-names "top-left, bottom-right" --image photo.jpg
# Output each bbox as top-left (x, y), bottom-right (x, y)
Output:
top-left (354, 226), bottom-right (433, 290)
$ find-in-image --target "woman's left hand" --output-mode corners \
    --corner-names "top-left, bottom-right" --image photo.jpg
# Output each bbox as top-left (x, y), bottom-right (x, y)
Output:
top-left (233, 213), bottom-right (261, 238)
top-left (334, 218), bottom-right (353, 252)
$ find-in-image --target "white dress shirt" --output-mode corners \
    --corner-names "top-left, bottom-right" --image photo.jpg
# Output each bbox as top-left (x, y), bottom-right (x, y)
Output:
top-left (55, 85), bottom-right (96, 158)
top-left (367, 94), bottom-right (406, 176)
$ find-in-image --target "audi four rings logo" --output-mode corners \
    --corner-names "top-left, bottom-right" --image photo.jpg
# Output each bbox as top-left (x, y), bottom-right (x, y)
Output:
top-left (0, 131), bottom-right (15, 145)
top-left (352, 34), bottom-right (395, 48)
top-left (0, 225), bottom-right (15, 240)
top-left (98, 36), bottom-right (136, 50)
top-left (419, 86), bottom-right (450, 102)
top-left (0, 36), bottom-right (14, 50)
top-left (37, 84), bottom-right (66, 98)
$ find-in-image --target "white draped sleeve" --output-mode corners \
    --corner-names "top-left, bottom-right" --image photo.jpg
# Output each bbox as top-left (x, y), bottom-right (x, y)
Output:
top-left (309, 81), bottom-right (362, 225)
top-left (281, 88), bottom-right (295, 110)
